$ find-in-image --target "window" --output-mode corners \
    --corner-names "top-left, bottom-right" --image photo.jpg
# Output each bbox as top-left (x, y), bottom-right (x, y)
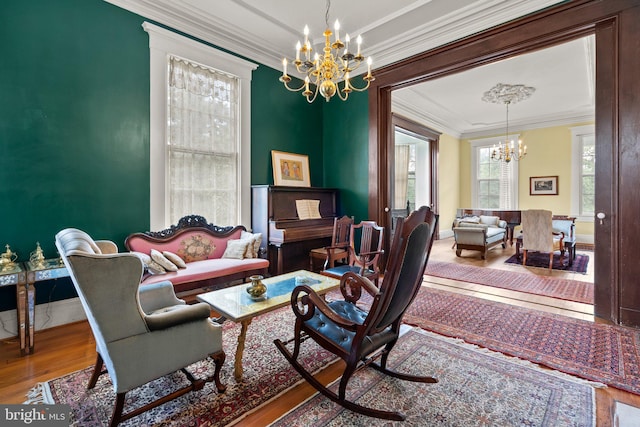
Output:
top-left (394, 126), bottom-right (432, 213)
top-left (470, 137), bottom-right (519, 210)
top-left (144, 22), bottom-right (257, 229)
top-left (570, 125), bottom-right (595, 220)
top-left (168, 57), bottom-right (238, 225)
top-left (477, 146), bottom-right (501, 208)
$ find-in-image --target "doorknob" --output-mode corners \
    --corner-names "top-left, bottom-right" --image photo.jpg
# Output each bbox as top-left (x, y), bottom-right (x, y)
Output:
top-left (596, 212), bottom-right (605, 225)
top-left (384, 207), bottom-right (390, 212)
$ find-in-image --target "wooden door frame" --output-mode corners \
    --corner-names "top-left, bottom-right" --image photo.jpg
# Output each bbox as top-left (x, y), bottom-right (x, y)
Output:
top-left (368, 0), bottom-right (640, 325)
top-left (392, 113), bottom-right (440, 218)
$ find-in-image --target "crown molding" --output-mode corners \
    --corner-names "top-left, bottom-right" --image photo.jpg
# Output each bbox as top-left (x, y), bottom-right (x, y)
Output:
top-left (461, 112), bottom-right (595, 140)
top-left (371, 0), bottom-right (561, 68)
top-left (105, 0), bottom-right (277, 67)
top-left (105, 0), bottom-right (562, 73)
top-left (392, 98), bottom-right (461, 138)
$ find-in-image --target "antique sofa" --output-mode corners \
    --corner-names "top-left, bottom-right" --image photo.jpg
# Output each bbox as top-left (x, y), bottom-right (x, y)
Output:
top-left (125, 215), bottom-right (269, 293)
top-left (452, 215), bottom-right (508, 259)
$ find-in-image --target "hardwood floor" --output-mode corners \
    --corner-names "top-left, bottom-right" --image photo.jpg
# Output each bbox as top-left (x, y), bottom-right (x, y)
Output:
top-left (1, 237), bottom-right (639, 426)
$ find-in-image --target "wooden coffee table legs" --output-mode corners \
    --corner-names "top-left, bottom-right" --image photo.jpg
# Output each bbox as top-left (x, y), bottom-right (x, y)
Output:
top-left (234, 318), bottom-right (252, 381)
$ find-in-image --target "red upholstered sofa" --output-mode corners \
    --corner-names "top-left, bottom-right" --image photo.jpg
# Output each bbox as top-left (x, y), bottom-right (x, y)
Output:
top-left (125, 215), bottom-right (269, 294)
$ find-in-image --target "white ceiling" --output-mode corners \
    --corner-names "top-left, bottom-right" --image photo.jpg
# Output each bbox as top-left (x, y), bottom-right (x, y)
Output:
top-left (106, 0), bottom-right (594, 137)
top-left (394, 35), bottom-right (595, 138)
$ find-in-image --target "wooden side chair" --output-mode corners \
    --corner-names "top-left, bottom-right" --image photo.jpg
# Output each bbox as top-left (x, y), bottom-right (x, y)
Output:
top-left (320, 220), bottom-right (384, 286)
top-left (275, 206), bottom-right (439, 421)
top-left (309, 215), bottom-right (353, 272)
top-left (521, 209), bottom-right (565, 271)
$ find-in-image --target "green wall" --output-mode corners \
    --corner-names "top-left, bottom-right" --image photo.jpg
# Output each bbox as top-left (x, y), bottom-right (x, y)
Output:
top-left (322, 91), bottom-right (369, 221)
top-left (0, 0), bottom-right (328, 311)
top-left (251, 68), bottom-right (324, 187)
top-left (1, 0), bottom-right (150, 260)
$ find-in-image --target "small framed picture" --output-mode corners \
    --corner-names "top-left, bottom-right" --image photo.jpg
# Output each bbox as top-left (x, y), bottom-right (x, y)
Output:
top-left (271, 151), bottom-right (311, 187)
top-left (530, 176), bottom-right (558, 195)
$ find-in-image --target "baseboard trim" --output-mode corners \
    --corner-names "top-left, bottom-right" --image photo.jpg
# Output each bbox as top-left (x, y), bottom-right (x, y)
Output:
top-left (439, 229), bottom-right (454, 239)
top-left (0, 297), bottom-right (86, 340)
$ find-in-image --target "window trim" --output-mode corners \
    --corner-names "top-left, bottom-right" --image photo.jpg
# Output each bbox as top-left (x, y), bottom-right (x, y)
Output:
top-left (570, 124), bottom-right (595, 222)
top-left (143, 22), bottom-right (257, 230)
top-left (469, 136), bottom-right (520, 209)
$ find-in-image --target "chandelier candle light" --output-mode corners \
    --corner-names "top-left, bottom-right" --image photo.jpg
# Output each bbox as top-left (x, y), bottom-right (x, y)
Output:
top-left (279, 0), bottom-right (374, 102)
top-left (482, 83), bottom-right (536, 163)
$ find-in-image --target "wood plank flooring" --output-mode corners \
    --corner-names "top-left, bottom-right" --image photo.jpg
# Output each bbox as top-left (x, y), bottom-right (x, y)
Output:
top-left (1, 237), bottom-right (639, 426)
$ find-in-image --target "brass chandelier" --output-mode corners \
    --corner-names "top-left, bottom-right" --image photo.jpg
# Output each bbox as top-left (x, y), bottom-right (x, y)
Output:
top-left (482, 83), bottom-right (535, 163)
top-left (279, 0), bottom-right (374, 103)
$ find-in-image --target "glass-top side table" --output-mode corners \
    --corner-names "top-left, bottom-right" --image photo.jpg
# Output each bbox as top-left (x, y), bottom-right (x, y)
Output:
top-left (22, 258), bottom-right (69, 355)
top-left (0, 264), bottom-right (27, 354)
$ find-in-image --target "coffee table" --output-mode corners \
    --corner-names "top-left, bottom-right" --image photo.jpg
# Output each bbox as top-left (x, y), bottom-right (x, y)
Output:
top-left (197, 270), bottom-right (340, 381)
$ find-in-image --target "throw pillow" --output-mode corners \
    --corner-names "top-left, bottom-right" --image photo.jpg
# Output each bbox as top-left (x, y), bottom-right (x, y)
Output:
top-left (479, 215), bottom-right (500, 226)
top-left (460, 215), bottom-right (480, 224)
top-left (222, 239), bottom-right (250, 260)
top-left (151, 249), bottom-right (179, 272)
top-left (163, 251), bottom-right (187, 268)
top-left (240, 231), bottom-right (262, 258)
top-left (131, 251), bottom-right (166, 275)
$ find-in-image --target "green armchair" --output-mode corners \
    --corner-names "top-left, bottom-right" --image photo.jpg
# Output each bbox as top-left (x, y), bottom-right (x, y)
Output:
top-left (55, 228), bottom-right (226, 426)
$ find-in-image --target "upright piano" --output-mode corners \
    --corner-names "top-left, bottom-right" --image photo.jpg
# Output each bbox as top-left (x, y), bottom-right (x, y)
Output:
top-left (252, 185), bottom-right (338, 275)
top-left (456, 208), bottom-right (522, 245)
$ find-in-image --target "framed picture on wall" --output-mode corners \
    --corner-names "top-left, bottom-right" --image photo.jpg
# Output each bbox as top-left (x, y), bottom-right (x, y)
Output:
top-left (530, 176), bottom-right (558, 195)
top-left (271, 151), bottom-right (311, 187)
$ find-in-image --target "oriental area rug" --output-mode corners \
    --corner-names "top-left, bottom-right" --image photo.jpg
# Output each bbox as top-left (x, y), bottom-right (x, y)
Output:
top-left (405, 286), bottom-right (640, 395)
top-left (504, 252), bottom-right (590, 274)
top-left (269, 329), bottom-right (596, 427)
top-left (27, 307), bottom-right (337, 427)
top-left (424, 261), bottom-right (593, 304)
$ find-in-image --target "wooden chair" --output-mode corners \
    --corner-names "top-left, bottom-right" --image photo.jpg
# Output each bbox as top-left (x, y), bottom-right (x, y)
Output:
top-left (521, 209), bottom-right (565, 271)
top-left (320, 220), bottom-right (384, 286)
top-left (309, 215), bottom-right (353, 272)
top-left (275, 206), bottom-right (439, 421)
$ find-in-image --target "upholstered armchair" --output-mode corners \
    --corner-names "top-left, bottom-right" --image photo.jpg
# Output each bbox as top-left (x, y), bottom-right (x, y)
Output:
top-left (521, 210), bottom-right (565, 270)
top-left (452, 215), bottom-right (507, 259)
top-left (55, 228), bottom-right (226, 427)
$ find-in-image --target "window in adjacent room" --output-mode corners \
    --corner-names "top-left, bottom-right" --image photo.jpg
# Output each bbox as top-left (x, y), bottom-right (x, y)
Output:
top-left (470, 137), bottom-right (519, 210)
top-left (144, 22), bottom-right (257, 230)
top-left (570, 124), bottom-right (595, 220)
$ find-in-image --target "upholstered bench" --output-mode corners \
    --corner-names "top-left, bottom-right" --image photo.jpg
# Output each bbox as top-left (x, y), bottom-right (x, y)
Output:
top-left (125, 215), bottom-right (269, 293)
top-left (452, 215), bottom-right (508, 259)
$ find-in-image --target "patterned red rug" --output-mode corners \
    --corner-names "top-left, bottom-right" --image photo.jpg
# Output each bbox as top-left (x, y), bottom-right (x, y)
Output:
top-left (405, 286), bottom-right (640, 395)
top-left (504, 252), bottom-right (590, 274)
top-left (425, 261), bottom-right (593, 304)
top-left (27, 307), bottom-right (336, 426)
top-left (270, 329), bottom-right (596, 426)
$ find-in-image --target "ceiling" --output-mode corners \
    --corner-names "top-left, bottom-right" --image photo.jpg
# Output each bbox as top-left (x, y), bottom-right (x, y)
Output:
top-left (106, 0), bottom-right (594, 137)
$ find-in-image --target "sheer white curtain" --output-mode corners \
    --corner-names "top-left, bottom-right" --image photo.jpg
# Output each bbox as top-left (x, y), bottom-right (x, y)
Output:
top-left (499, 161), bottom-right (514, 209)
top-left (394, 145), bottom-right (410, 209)
top-left (168, 56), bottom-right (239, 226)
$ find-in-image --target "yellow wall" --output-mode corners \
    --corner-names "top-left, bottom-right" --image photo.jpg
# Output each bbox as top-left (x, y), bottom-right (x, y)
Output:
top-left (518, 125), bottom-right (571, 213)
top-left (438, 133), bottom-right (461, 231)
